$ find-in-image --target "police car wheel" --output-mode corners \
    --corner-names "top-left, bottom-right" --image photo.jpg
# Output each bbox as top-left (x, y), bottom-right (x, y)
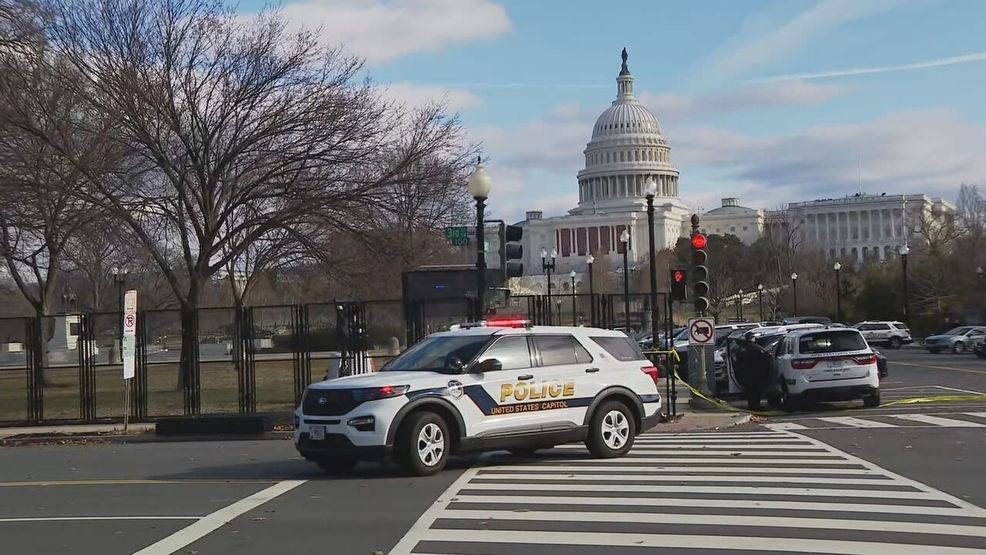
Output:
top-left (863, 391), bottom-right (881, 408)
top-left (396, 411), bottom-right (450, 476)
top-left (316, 457), bottom-right (357, 474)
top-left (586, 401), bottom-right (635, 458)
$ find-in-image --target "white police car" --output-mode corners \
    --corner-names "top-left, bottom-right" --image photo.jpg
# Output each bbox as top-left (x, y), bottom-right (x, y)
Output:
top-left (294, 319), bottom-right (663, 476)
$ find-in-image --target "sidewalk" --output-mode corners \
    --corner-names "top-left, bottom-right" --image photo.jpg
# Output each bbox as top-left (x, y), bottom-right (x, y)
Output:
top-left (0, 423), bottom-right (155, 440)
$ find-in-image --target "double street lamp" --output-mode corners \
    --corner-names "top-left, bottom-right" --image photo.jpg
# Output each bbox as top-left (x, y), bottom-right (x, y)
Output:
top-left (791, 272), bottom-right (799, 316)
top-left (620, 228), bottom-right (631, 332)
top-left (466, 159), bottom-right (492, 321)
top-left (541, 248), bottom-right (557, 324)
top-left (833, 262), bottom-right (842, 323)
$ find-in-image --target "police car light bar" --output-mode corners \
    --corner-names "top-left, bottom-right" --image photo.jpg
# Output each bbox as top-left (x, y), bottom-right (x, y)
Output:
top-left (450, 318), bottom-right (532, 330)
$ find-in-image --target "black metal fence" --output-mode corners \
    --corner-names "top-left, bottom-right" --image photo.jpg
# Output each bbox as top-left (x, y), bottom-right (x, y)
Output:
top-left (0, 293), bottom-right (673, 426)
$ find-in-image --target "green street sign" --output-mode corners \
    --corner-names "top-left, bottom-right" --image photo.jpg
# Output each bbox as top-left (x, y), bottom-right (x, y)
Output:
top-left (444, 226), bottom-right (469, 246)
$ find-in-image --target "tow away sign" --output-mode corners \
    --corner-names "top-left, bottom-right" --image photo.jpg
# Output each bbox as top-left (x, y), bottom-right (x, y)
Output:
top-left (688, 317), bottom-right (715, 345)
top-left (122, 290), bottom-right (137, 379)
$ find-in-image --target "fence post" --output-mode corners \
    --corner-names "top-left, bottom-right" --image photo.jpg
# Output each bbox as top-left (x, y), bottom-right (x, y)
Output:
top-left (77, 314), bottom-right (97, 421)
top-left (181, 308), bottom-right (201, 415)
top-left (292, 304), bottom-right (311, 407)
top-left (25, 318), bottom-right (43, 422)
top-left (133, 312), bottom-right (148, 420)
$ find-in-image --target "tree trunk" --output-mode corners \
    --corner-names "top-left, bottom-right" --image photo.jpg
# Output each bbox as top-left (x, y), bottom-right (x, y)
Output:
top-left (176, 289), bottom-right (200, 402)
top-left (34, 306), bottom-right (54, 387)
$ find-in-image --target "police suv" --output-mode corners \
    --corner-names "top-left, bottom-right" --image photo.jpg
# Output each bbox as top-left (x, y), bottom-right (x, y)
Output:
top-left (294, 319), bottom-right (663, 476)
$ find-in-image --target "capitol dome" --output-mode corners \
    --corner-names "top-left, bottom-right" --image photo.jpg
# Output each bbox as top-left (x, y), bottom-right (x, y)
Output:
top-left (573, 49), bottom-right (679, 215)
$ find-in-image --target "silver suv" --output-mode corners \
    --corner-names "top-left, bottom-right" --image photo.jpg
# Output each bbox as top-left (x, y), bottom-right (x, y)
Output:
top-left (853, 321), bottom-right (912, 349)
top-left (924, 326), bottom-right (986, 354)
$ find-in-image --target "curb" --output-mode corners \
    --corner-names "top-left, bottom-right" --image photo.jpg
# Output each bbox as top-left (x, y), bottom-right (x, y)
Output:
top-left (0, 430), bottom-right (293, 447)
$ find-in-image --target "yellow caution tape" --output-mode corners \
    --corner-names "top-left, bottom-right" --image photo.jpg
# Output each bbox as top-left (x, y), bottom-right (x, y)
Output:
top-left (882, 394), bottom-right (986, 407)
top-left (671, 369), bottom-right (774, 417)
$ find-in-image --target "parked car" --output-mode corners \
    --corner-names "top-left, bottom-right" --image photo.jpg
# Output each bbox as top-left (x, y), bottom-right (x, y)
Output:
top-left (782, 316), bottom-right (832, 325)
top-left (923, 326), bottom-right (986, 354)
top-left (768, 327), bottom-right (881, 410)
top-left (854, 321), bottom-right (913, 349)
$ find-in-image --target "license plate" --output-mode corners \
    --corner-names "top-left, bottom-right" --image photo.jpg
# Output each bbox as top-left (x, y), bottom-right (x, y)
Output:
top-left (310, 425), bottom-right (325, 440)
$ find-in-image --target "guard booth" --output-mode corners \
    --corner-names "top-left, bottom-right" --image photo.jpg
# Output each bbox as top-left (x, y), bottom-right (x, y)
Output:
top-left (402, 265), bottom-right (505, 344)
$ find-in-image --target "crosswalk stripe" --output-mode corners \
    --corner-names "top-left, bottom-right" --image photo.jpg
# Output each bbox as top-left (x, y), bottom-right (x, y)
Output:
top-left (410, 529), bottom-right (986, 555)
top-left (460, 482), bottom-right (933, 499)
top-left (817, 416), bottom-right (898, 428)
top-left (440, 509), bottom-right (986, 538)
top-left (391, 430), bottom-right (986, 555)
top-left (963, 412), bottom-right (986, 418)
top-left (890, 414), bottom-right (986, 427)
top-left (471, 473), bottom-right (900, 486)
top-left (480, 465), bottom-right (884, 475)
top-left (449, 494), bottom-right (979, 517)
top-left (634, 437), bottom-right (813, 443)
top-left (765, 422), bottom-right (809, 430)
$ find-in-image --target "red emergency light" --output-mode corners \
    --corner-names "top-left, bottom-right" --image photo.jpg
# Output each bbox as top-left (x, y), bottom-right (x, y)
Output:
top-left (484, 317), bottom-right (530, 328)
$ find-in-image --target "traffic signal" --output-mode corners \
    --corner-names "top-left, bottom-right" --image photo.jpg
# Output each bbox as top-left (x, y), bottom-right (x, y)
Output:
top-left (502, 225), bottom-right (524, 278)
top-left (690, 232), bottom-right (710, 314)
top-left (670, 268), bottom-right (687, 301)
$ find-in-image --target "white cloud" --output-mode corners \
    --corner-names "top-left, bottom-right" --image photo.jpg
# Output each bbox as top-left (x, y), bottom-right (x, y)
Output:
top-left (674, 110), bottom-right (986, 206)
top-left (640, 80), bottom-right (848, 123)
top-left (751, 51), bottom-right (986, 83)
top-left (381, 82), bottom-right (482, 112)
top-left (276, 0), bottom-right (512, 64)
top-left (699, 0), bottom-right (906, 81)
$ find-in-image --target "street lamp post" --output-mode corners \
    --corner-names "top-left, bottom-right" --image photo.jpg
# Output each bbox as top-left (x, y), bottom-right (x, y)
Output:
top-left (791, 272), bottom-right (799, 316)
top-left (466, 159), bottom-right (492, 321)
top-left (586, 254), bottom-right (595, 326)
top-left (757, 283), bottom-right (764, 322)
top-left (645, 178), bottom-right (659, 356)
top-left (556, 299), bottom-right (562, 326)
top-left (737, 289), bottom-right (744, 320)
top-left (541, 248), bottom-right (557, 325)
top-left (620, 228), bottom-right (631, 332)
top-left (899, 244), bottom-right (910, 324)
top-left (570, 270), bottom-right (577, 326)
top-left (833, 262), bottom-right (842, 323)
top-left (111, 267), bottom-right (129, 363)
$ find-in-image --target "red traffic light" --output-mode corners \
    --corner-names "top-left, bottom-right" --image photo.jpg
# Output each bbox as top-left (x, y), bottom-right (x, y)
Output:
top-left (690, 233), bottom-right (707, 250)
top-left (673, 270), bottom-right (686, 283)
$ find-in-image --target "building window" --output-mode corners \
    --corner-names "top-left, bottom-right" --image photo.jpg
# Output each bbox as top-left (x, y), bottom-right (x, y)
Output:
top-left (576, 228), bottom-right (587, 256)
top-left (742, 226), bottom-right (748, 231)
top-left (619, 152), bottom-right (624, 162)
top-left (600, 226), bottom-right (611, 252)
top-left (588, 227), bottom-right (599, 254)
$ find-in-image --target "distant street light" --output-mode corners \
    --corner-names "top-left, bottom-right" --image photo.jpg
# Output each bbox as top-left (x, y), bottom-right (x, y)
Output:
top-left (620, 228), bottom-right (631, 331)
top-left (541, 247), bottom-right (557, 325)
top-left (112, 267), bottom-right (130, 364)
top-left (757, 283), bottom-right (764, 322)
top-left (645, 177), bottom-right (659, 355)
top-left (737, 289), bottom-right (744, 320)
top-left (899, 244), bottom-right (910, 323)
top-left (570, 270), bottom-right (577, 326)
top-left (833, 262), bottom-right (842, 323)
top-left (791, 272), bottom-right (799, 316)
top-left (586, 254), bottom-right (595, 326)
top-left (466, 158), bottom-right (492, 320)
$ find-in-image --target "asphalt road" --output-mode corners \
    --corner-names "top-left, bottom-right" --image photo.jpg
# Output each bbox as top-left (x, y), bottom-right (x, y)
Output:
top-left (1, 347), bottom-right (984, 554)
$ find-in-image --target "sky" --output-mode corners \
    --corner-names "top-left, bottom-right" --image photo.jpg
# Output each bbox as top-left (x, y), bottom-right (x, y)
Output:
top-left (240, 0), bottom-right (986, 222)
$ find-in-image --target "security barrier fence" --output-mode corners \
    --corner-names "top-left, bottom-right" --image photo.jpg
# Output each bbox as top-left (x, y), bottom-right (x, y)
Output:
top-left (0, 294), bottom-right (673, 426)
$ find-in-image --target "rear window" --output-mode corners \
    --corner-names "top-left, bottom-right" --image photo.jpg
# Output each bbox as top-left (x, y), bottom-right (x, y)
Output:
top-left (798, 331), bottom-right (867, 354)
top-left (534, 335), bottom-right (593, 366)
top-left (591, 336), bottom-right (647, 362)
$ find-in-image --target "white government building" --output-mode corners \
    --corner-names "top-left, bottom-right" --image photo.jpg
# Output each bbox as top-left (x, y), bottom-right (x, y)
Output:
top-left (695, 194), bottom-right (955, 264)
top-left (518, 49), bottom-right (689, 277)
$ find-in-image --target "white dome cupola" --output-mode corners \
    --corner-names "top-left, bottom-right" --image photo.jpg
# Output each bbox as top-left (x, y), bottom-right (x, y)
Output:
top-left (574, 48), bottom-right (680, 215)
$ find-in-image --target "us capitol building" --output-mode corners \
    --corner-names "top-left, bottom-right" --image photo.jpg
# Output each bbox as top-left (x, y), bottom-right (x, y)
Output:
top-left (517, 50), bottom-right (690, 277)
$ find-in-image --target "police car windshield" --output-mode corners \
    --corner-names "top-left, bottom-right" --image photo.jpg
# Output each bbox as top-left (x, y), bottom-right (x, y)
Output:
top-left (380, 335), bottom-right (489, 373)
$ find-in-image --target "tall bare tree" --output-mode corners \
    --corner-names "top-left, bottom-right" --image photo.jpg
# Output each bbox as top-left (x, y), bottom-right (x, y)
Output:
top-left (41, 0), bottom-right (472, 400)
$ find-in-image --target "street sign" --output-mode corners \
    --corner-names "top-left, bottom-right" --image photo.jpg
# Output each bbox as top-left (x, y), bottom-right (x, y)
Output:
top-left (688, 317), bottom-right (715, 345)
top-left (444, 226), bottom-right (469, 246)
top-left (122, 290), bottom-right (137, 379)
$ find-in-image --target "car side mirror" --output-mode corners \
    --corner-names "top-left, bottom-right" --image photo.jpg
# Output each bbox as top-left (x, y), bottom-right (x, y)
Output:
top-left (472, 358), bottom-right (502, 373)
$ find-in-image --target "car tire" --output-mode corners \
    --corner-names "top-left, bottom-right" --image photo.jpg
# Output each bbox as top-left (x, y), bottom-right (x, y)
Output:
top-left (316, 457), bottom-right (357, 475)
top-left (766, 391), bottom-right (782, 409)
top-left (585, 401), bottom-right (636, 459)
top-left (953, 342), bottom-right (966, 354)
top-left (395, 411), bottom-right (450, 477)
top-left (780, 385), bottom-right (799, 412)
top-left (888, 337), bottom-right (902, 349)
top-left (863, 391), bottom-right (881, 408)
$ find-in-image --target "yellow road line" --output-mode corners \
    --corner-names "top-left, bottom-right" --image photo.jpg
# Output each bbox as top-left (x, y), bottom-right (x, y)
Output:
top-left (892, 360), bottom-right (986, 375)
top-left (0, 479), bottom-right (275, 488)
